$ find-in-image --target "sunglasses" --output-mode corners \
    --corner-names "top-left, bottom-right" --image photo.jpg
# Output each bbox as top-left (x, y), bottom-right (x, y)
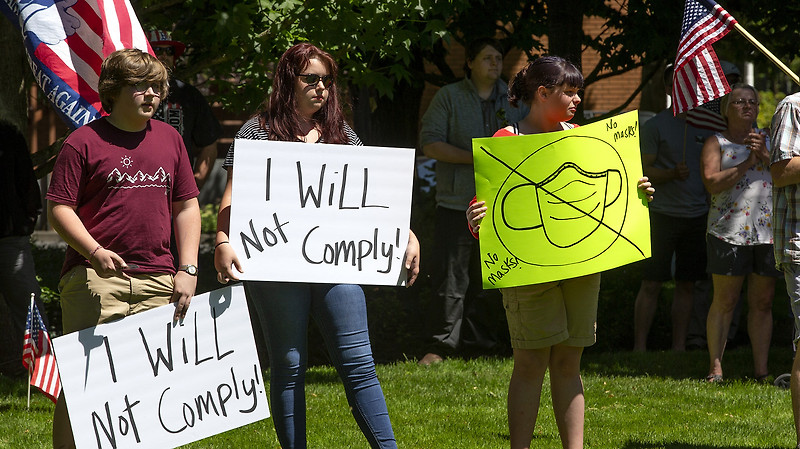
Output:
top-left (153, 46), bottom-right (175, 56)
top-left (296, 73), bottom-right (334, 88)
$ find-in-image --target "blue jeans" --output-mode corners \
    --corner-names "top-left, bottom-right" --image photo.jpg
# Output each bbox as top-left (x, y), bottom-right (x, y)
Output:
top-left (244, 281), bottom-right (396, 449)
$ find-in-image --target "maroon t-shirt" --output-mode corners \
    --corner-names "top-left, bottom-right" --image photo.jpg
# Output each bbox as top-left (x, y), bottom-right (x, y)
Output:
top-left (46, 118), bottom-right (199, 276)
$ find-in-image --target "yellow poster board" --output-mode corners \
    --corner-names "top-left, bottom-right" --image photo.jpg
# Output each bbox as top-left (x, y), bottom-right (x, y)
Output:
top-left (472, 110), bottom-right (650, 288)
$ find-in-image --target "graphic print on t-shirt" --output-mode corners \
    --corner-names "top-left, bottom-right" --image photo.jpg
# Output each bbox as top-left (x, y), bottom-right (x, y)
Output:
top-left (107, 155), bottom-right (170, 191)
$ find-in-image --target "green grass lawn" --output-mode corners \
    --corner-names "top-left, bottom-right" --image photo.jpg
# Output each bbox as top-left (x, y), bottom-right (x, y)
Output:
top-left (1, 347), bottom-right (796, 449)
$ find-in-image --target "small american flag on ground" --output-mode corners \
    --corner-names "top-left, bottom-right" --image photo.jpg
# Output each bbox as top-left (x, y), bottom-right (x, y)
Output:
top-left (0, 0), bottom-right (152, 130)
top-left (23, 301), bottom-right (61, 403)
top-left (672, 0), bottom-right (738, 116)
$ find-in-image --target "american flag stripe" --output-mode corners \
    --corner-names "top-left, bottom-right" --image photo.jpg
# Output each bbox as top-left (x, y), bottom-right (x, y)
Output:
top-left (672, 0), bottom-right (737, 115)
top-left (676, 5), bottom-right (735, 68)
top-left (0, 0), bottom-right (152, 129)
top-left (23, 302), bottom-right (60, 403)
top-left (686, 106), bottom-right (727, 132)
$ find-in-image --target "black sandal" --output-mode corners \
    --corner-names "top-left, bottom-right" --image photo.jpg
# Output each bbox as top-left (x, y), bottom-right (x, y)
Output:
top-left (705, 374), bottom-right (723, 383)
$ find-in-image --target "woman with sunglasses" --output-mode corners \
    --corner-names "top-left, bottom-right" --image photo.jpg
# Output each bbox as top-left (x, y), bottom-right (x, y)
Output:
top-left (701, 83), bottom-right (780, 383)
top-left (214, 43), bottom-right (419, 448)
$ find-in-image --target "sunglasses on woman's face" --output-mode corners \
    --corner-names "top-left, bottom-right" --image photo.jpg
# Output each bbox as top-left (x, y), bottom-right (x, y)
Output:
top-left (153, 46), bottom-right (175, 56)
top-left (296, 73), bottom-right (334, 88)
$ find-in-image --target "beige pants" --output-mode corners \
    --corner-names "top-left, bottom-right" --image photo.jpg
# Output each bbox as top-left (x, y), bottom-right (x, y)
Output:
top-left (53, 266), bottom-right (173, 449)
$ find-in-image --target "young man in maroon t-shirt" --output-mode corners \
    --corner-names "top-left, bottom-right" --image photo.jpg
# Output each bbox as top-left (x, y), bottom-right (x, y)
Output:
top-left (46, 48), bottom-right (201, 449)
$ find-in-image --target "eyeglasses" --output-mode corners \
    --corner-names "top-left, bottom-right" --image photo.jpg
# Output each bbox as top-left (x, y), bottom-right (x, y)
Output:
top-left (296, 73), bottom-right (334, 88)
top-left (730, 99), bottom-right (758, 107)
top-left (153, 46), bottom-right (175, 56)
top-left (132, 82), bottom-right (162, 96)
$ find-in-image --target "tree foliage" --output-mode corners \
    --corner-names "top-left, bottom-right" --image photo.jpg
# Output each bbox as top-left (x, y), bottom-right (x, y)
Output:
top-left (134, 0), bottom-right (688, 117)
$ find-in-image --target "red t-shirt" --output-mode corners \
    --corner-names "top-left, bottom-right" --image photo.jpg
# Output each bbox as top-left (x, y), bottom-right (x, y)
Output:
top-left (47, 118), bottom-right (199, 276)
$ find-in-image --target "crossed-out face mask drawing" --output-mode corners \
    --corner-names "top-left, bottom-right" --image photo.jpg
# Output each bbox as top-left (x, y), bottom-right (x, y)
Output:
top-left (483, 135), bottom-right (642, 267)
top-left (501, 162), bottom-right (622, 247)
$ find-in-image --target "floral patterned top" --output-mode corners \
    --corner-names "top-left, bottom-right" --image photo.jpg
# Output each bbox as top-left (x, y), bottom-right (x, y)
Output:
top-left (707, 130), bottom-right (773, 246)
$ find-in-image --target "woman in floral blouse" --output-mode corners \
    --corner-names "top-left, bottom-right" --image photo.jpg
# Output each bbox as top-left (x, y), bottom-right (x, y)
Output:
top-left (701, 83), bottom-right (781, 383)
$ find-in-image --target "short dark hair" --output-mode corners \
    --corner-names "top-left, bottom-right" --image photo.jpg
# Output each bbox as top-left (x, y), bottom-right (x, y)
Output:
top-left (98, 48), bottom-right (169, 113)
top-left (464, 38), bottom-right (504, 78)
top-left (507, 56), bottom-right (583, 107)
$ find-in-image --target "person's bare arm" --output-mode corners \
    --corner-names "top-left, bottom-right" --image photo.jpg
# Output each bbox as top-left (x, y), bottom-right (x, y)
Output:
top-left (701, 135), bottom-right (756, 194)
top-left (771, 157), bottom-right (800, 188)
top-left (171, 197), bottom-right (201, 320)
top-left (214, 168), bottom-right (243, 283)
top-left (642, 153), bottom-right (688, 184)
top-left (193, 141), bottom-right (218, 189)
top-left (422, 141), bottom-right (473, 164)
top-left (47, 201), bottom-right (128, 277)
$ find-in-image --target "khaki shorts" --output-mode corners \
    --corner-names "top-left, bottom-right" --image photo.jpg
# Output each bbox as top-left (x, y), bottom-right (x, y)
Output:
top-left (58, 265), bottom-right (174, 334)
top-left (500, 273), bottom-right (601, 349)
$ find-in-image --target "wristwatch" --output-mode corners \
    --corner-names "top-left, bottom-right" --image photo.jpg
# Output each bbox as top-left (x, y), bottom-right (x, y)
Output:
top-left (178, 264), bottom-right (198, 276)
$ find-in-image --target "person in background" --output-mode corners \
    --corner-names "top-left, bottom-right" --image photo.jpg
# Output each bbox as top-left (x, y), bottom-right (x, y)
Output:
top-left (769, 89), bottom-right (800, 449)
top-left (147, 29), bottom-right (221, 189)
top-left (0, 119), bottom-right (47, 377)
top-left (214, 42), bottom-right (420, 449)
top-left (418, 37), bottom-right (528, 365)
top-left (702, 84), bottom-right (778, 383)
top-left (467, 56), bottom-right (654, 449)
top-left (47, 49), bottom-right (201, 449)
top-left (633, 64), bottom-right (714, 352)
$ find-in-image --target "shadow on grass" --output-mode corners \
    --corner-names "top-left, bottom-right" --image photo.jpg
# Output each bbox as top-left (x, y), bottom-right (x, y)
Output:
top-left (581, 347), bottom-right (795, 382)
top-left (621, 442), bottom-right (786, 449)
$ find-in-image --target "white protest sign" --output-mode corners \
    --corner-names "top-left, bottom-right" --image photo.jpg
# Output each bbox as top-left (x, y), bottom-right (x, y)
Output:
top-left (229, 140), bottom-right (415, 286)
top-left (52, 284), bottom-right (269, 449)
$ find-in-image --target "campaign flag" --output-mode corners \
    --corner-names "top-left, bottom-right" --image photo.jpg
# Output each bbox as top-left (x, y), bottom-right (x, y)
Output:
top-left (672, 0), bottom-right (738, 116)
top-left (22, 301), bottom-right (61, 403)
top-left (0, 0), bottom-right (153, 130)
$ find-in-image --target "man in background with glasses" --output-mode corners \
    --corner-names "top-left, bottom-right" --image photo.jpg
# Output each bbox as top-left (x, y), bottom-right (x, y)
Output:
top-left (148, 29), bottom-right (221, 190)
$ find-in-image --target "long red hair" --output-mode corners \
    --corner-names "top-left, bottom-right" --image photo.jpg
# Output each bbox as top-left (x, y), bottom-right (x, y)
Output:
top-left (260, 43), bottom-right (348, 144)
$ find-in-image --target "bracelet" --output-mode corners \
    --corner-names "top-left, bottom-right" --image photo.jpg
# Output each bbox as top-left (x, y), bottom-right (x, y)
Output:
top-left (89, 245), bottom-right (103, 261)
top-left (214, 241), bottom-right (230, 249)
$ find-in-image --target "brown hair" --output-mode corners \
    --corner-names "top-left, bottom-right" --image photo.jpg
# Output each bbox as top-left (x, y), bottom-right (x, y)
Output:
top-left (463, 38), bottom-right (504, 78)
top-left (98, 48), bottom-right (169, 113)
top-left (260, 42), bottom-right (348, 144)
top-left (508, 56), bottom-right (583, 107)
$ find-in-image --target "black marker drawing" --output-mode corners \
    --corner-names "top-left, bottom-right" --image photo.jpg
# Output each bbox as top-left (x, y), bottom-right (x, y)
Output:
top-left (480, 134), bottom-right (644, 268)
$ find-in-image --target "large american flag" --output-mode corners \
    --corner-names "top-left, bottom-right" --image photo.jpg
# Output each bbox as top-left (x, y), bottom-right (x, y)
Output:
top-left (672, 0), bottom-right (738, 116)
top-left (22, 301), bottom-right (61, 403)
top-left (0, 0), bottom-right (153, 130)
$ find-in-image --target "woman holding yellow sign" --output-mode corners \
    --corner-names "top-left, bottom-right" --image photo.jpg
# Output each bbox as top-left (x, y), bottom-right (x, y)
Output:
top-left (213, 43), bottom-right (419, 449)
top-left (467, 56), bottom-right (654, 449)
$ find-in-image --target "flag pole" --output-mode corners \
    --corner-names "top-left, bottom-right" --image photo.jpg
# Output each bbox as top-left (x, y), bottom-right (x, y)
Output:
top-left (27, 294), bottom-right (33, 410)
top-left (733, 23), bottom-right (800, 86)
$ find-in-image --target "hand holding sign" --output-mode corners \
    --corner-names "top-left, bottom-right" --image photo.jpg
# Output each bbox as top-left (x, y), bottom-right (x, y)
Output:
top-left (472, 110), bottom-right (651, 288)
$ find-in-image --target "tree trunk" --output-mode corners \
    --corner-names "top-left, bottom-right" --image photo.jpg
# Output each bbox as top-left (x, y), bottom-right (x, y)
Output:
top-left (546, 1), bottom-right (584, 69)
top-left (0, 18), bottom-right (29, 132)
